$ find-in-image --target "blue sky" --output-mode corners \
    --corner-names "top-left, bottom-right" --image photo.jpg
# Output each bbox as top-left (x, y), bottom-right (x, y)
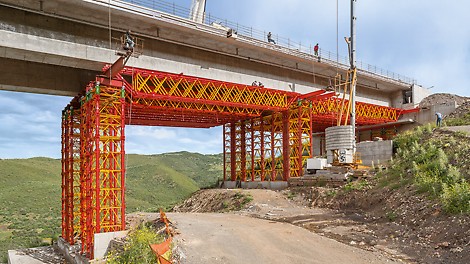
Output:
top-left (1, 0), bottom-right (469, 158)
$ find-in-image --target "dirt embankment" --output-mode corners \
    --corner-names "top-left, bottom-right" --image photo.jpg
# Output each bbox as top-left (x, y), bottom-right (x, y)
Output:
top-left (297, 182), bottom-right (470, 264)
top-left (446, 101), bottom-right (470, 119)
top-left (419, 93), bottom-right (469, 108)
top-left (173, 189), bottom-right (253, 213)
top-left (173, 186), bottom-right (469, 264)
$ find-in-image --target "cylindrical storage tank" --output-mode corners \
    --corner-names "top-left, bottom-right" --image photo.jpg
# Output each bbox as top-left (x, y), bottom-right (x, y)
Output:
top-left (325, 125), bottom-right (354, 150)
top-left (325, 125), bottom-right (354, 164)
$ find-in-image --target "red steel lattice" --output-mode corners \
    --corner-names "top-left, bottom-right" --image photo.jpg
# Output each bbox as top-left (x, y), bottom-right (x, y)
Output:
top-left (61, 65), bottom-right (417, 259)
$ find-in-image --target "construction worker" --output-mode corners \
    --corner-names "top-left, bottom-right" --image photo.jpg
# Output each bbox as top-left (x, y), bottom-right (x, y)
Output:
top-left (267, 32), bottom-right (276, 44)
top-left (124, 30), bottom-right (135, 51)
top-left (314, 43), bottom-right (319, 56)
top-left (435, 112), bottom-right (443, 127)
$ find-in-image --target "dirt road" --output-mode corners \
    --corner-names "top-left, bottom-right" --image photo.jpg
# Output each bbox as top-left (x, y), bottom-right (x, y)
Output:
top-left (169, 212), bottom-right (399, 264)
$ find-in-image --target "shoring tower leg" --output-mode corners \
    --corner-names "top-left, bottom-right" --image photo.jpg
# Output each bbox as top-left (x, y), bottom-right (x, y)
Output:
top-left (230, 122), bottom-right (236, 181)
top-left (61, 108), bottom-right (73, 243)
top-left (282, 111), bottom-right (290, 181)
top-left (79, 80), bottom-right (126, 259)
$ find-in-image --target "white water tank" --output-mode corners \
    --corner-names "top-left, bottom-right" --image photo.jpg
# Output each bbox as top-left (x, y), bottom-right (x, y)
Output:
top-left (325, 125), bottom-right (354, 164)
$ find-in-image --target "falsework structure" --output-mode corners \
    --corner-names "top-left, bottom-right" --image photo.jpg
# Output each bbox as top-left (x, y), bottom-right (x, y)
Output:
top-left (61, 66), bottom-right (413, 258)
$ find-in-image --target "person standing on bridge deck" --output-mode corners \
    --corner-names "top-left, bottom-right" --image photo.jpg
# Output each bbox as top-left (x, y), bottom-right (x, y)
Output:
top-left (314, 43), bottom-right (319, 56)
top-left (267, 32), bottom-right (276, 44)
top-left (435, 112), bottom-right (443, 127)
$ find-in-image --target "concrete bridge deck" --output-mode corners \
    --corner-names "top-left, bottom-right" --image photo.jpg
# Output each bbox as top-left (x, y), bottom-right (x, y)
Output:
top-left (0, 0), bottom-right (428, 107)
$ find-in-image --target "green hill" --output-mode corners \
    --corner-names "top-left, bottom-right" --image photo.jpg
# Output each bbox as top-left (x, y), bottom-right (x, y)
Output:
top-left (0, 152), bottom-right (222, 262)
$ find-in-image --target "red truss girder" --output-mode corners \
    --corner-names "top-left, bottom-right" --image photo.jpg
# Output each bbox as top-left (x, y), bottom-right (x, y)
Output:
top-left (126, 104), bottom-right (258, 127)
top-left (118, 67), bottom-right (298, 99)
top-left (108, 66), bottom-right (410, 128)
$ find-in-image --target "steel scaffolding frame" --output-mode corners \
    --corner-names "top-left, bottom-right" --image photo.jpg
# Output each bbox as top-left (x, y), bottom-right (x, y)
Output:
top-left (61, 104), bottom-right (82, 245)
top-left (61, 66), bottom-right (414, 259)
top-left (61, 108), bottom-right (72, 243)
top-left (222, 104), bottom-right (313, 182)
top-left (76, 79), bottom-right (126, 258)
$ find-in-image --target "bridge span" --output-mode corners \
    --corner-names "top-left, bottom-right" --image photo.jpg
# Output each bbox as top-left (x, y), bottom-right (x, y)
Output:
top-left (0, 0), bottom-right (428, 107)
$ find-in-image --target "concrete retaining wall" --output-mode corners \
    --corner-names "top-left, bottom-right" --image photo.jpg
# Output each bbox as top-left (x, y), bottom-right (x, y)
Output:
top-left (356, 140), bottom-right (393, 166)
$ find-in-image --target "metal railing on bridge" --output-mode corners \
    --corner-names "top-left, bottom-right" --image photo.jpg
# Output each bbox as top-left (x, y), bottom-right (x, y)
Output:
top-left (123, 0), bottom-right (417, 85)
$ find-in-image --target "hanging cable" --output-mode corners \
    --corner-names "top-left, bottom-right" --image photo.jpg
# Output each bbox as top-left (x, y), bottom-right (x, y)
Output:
top-left (336, 0), bottom-right (339, 75)
top-left (108, 0), bottom-right (112, 80)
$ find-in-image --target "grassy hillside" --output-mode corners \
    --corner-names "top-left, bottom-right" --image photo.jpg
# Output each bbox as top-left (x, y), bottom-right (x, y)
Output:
top-left (383, 124), bottom-right (470, 213)
top-left (0, 158), bottom-right (62, 263)
top-left (0, 152), bottom-right (222, 262)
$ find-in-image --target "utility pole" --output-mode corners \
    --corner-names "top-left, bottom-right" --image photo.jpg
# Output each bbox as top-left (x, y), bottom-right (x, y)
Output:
top-left (350, 0), bottom-right (357, 149)
top-left (190, 0), bottom-right (207, 23)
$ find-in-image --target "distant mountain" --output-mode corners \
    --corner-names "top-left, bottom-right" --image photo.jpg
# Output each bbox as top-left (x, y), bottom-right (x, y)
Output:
top-left (0, 152), bottom-right (222, 261)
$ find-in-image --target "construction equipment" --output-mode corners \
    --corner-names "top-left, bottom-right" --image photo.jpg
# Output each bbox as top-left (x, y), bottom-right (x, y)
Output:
top-left (115, 30), bottom-right (143, 58)
top-left (104, 30), bottom-right (143, 79)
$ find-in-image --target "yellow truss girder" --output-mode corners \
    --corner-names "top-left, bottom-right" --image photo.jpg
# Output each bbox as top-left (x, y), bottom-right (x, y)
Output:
top-left (132, 72), bottom-right (291, 110)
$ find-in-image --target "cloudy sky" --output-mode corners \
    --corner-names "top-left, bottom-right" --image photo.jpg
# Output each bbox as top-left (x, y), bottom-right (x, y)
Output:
top-left (1, 0), bottom-right (469, 158)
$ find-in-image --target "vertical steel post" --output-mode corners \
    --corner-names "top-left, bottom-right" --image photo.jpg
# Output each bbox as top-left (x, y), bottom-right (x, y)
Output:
top-left (282, 111), bottom-right (290, 181)
top-left (297, 107), bottom-right (303, 177)
top-left (94, 85), bottom-right (101, 235)
top-left (61, 110), bottom-right (68, 241)
top-left (350, 0), bottom-right (357, 150)
top-left (260, 118), bottom-right (265, 181)
top-left (230, 122), bottom-right (236, 181)
top-left (270, 116), bottom-right (275, 181)
top-left (241, 122), bottom-right (246, 181)
top-left (223, 124), bottom-right (227, 181)
top-left (309, 107), bottom-right (313, 158)
top-left (120, 88), bottom-right (126, 230)
top-left (251, 119), bottom-right (255, 181)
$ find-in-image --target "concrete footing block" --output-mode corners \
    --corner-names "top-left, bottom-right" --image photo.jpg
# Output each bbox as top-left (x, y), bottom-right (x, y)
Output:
top-left (222, 181), bottom-right (288, 190)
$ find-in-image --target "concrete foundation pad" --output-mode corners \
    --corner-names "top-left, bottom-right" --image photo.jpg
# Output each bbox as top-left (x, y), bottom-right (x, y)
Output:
top-left (222, 181), bottom-right (238, 189)
top-left (94, 230), bottom-right (128, 260)
top-left (56, 237), bottom-right (88, 264)
top-left (56, 230), bottom-right (129, 264)
top-left (8, 250), bottom-right (45, 264)
top-left (8, 246), bottom-right (65, 264)
top-left (223, 181), bottom-right (288, 190)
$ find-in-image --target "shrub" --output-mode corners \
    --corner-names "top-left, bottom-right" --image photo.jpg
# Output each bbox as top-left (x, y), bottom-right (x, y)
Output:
top-left (386, 211), bottom-right (398, 222)
top-left (440, 181), bottom-right (470, 214)
top-left (107, 224), bottom-right (166, 264)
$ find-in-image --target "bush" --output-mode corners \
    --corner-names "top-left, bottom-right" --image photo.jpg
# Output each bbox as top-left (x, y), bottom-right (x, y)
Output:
top-left (386, 211), bottom-right (398, 222)
top-left (107, 224), bottom-right (166, 264)
top-left (440, 181), bottom-right (470, 214)
top-left (445, 112), bottom-right (470, 126)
